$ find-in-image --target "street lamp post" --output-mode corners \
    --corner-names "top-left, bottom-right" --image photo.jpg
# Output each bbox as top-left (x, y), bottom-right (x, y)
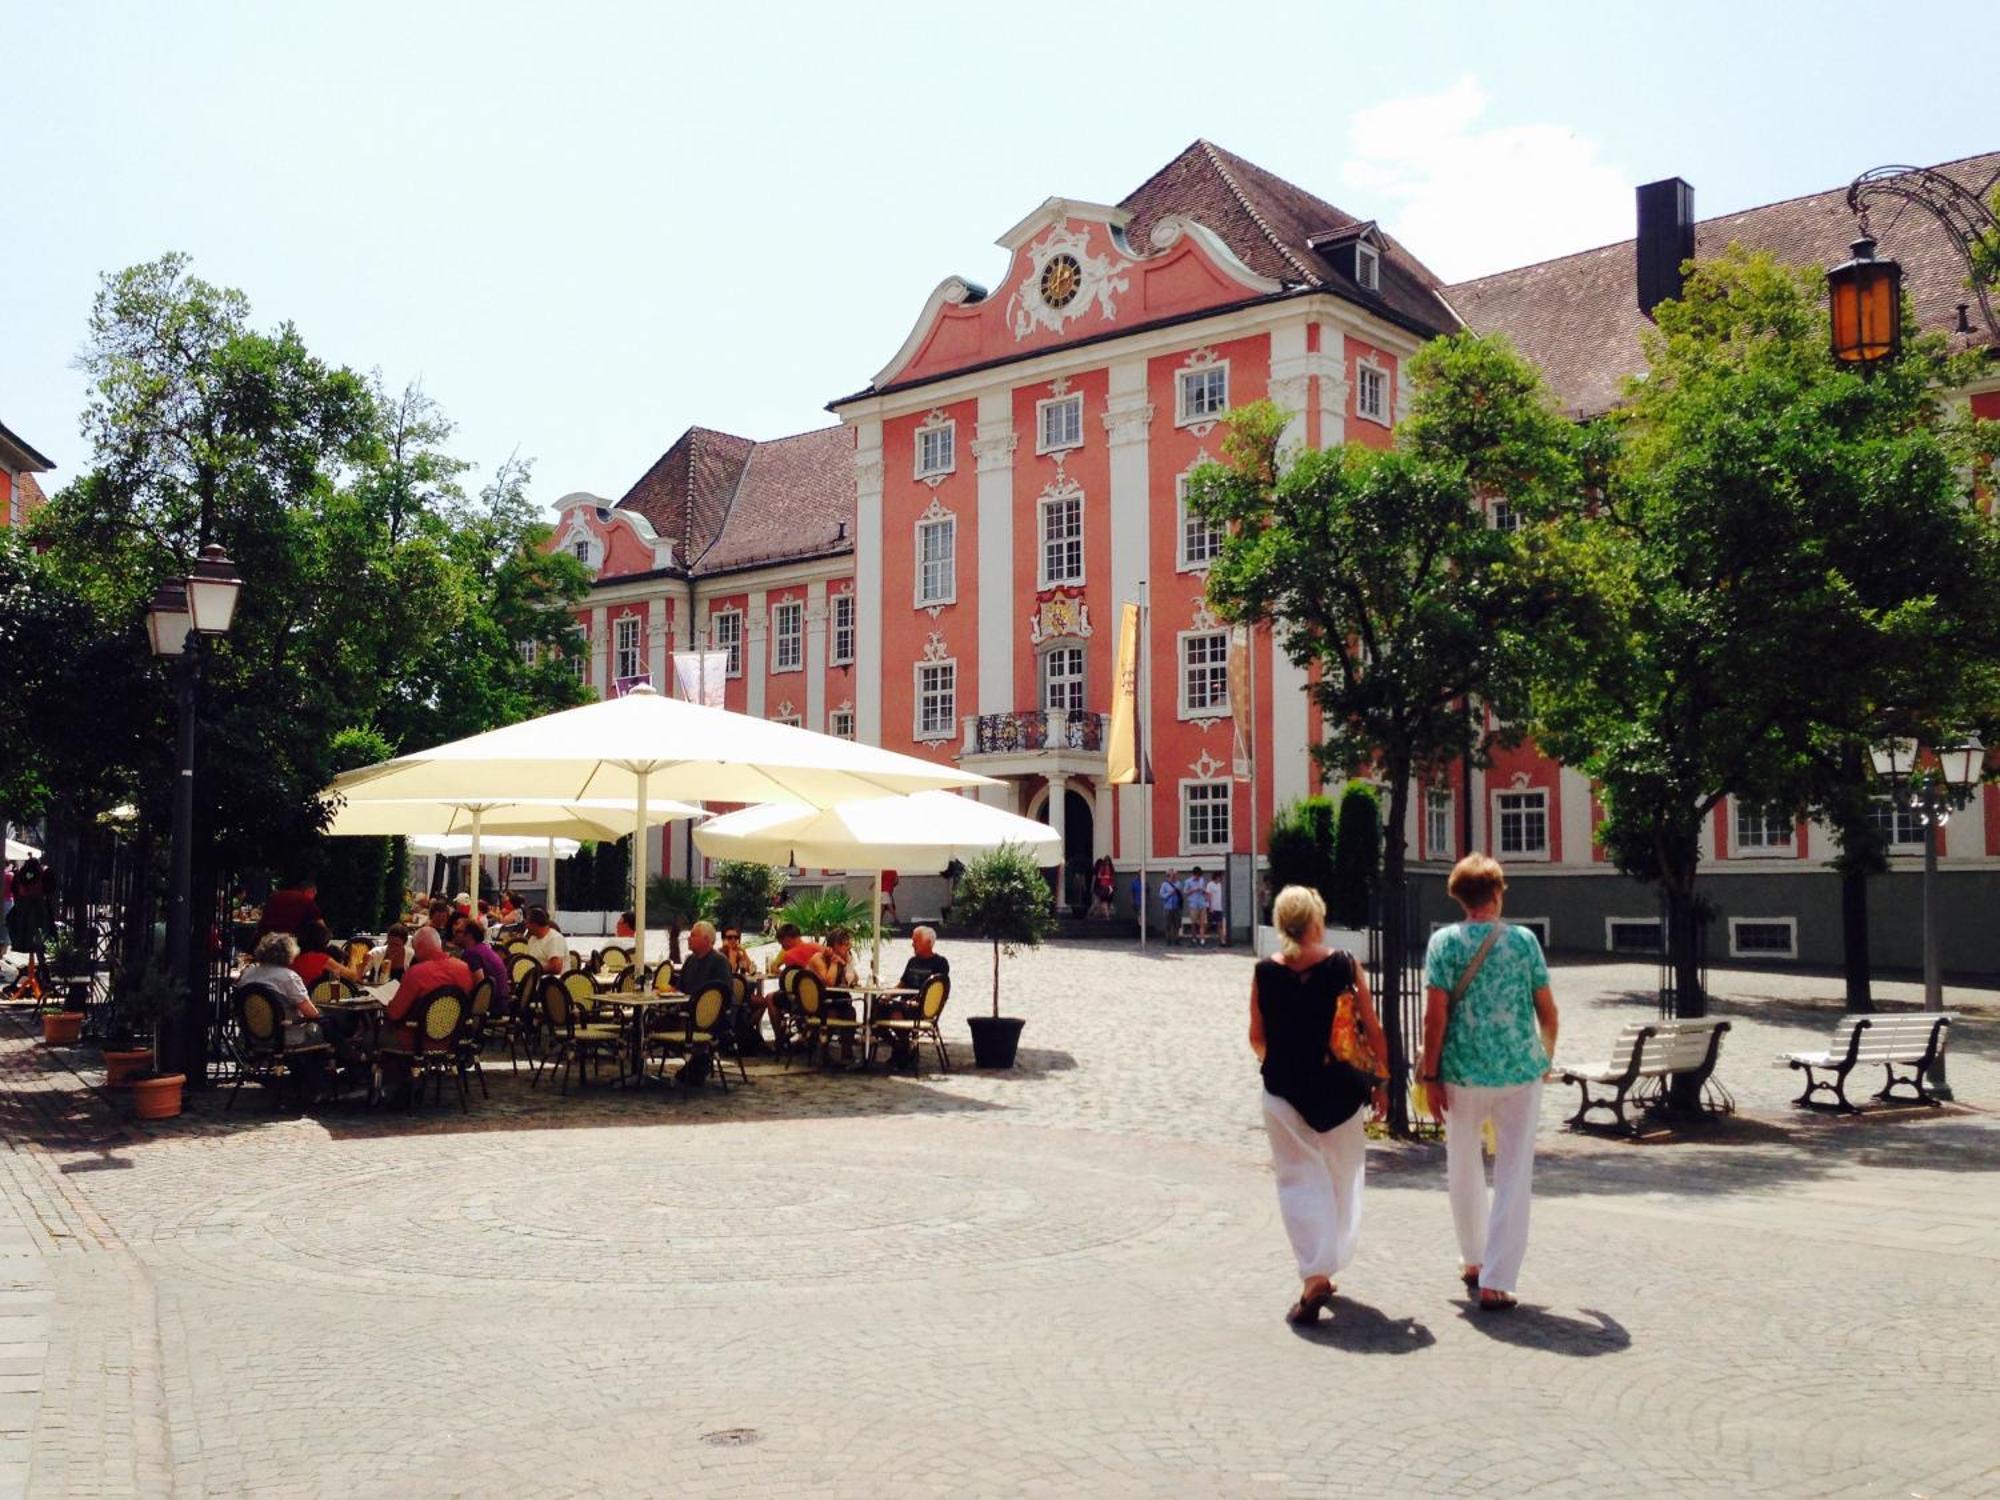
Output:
top-left (1869, 737), bottom-right (1982, 1099)
top-left (147, 545), bottom-right (243, 1087)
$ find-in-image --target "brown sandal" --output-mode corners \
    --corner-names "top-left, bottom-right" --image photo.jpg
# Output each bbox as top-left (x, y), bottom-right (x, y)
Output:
top-left (1286, 1284), bottom-right (1336, 1325)
top-left (1460, 1265), bottom-right (1481, 1290)
top-left (1477, 1289), bottom-right (1518, 1312)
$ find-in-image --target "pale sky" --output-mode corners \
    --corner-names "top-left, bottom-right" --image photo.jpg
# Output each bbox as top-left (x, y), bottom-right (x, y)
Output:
top-left (5, 1), bottom-right (1993, 512)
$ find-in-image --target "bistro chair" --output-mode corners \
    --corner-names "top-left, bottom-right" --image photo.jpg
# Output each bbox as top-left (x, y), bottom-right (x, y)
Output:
top-left (596, 945), bottom-right (632, 977)
top-left (649, 959), bottom-right (678, 996)
top-left (533, 973), bottom-right (629, 1095)
top-left (651, 983), bottom-right (734, 1090)
top-left (507, 954), bottom-right (540, 994)
top-left (506, 939), bottom-right (532, 957)
top-left (378, 987), bottom-right (474, 1113)
top-left (612, 964), bottom-right (640, 994)
top-left (871, 974), bottom-right (952, 1074)
top-left (457, 975), bottom-right (496, 1099)
top-left (310, 976), bottom-right (358, 1004)
top-left (344, 938), bottom-right (374, 973)
top-left (786, 971), bottom-right (858, 1068)
top-left (228, 983), bottom-right (333, 1111)
top-left (561, 968), bottom-right (607, 1023)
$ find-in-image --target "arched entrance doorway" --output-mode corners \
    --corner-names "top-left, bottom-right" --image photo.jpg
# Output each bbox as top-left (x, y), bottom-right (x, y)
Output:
top-left (1033, 783), bottom-right (1094, 911)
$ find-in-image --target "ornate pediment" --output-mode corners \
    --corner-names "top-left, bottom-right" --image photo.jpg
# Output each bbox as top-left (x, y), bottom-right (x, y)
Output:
top-left (1028, 589), bottom-right (1093, 645)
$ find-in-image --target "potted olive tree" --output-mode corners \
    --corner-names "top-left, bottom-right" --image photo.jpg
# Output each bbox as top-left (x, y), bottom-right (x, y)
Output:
top-left (102, 964), bottom-right (175, 1087)
top-left (954, 844), bottom-right (1056, 1069)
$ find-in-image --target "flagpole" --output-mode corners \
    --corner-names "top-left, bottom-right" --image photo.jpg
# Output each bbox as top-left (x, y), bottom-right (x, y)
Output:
top-left (1139, 578), bottom-right (1152, 949)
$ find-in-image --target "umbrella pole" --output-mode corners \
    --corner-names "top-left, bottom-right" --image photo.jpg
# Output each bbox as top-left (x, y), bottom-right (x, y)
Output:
top-left (871, 868), bottom-right (882, 984)
top-left (469, 808), bottom-right (483, 913)
top-left (546, 837), bottom-right (557, 920)
top-left (632, 770), bottom-right (648, 978)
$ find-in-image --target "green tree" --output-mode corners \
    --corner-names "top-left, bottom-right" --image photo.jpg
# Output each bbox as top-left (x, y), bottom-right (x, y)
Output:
top-left (1265, 796), bottom-right (1336, 920)
top-left (1329, 781), bottom-right (1382, 929)
top-left (1535, 247), bottom-right (2000, 1048)
top-left (713, 861), bottom-right (786, 935)
top-left (951, 844), bottom-right (1057, 1016)
top-left (1193, 333), bottom-right (1583, 1133)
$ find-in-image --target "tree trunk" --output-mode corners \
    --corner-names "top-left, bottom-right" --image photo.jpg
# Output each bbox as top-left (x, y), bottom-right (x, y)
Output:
top-left (1381, 757), bottom-right (1412, 1138)
top-left (1660, 827), bottom-right (1706, 1112)
top-left (991, 941), bottom-right (1001, 1018)
top-left (1838, 742), bottom-right (1875, 1013)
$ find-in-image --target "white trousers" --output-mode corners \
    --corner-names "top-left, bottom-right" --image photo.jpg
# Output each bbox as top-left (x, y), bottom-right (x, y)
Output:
top-left (1262, 1090), bottom-right (1366, 1282)
top-left (1444, 1080), bottom-right (1542, 1295)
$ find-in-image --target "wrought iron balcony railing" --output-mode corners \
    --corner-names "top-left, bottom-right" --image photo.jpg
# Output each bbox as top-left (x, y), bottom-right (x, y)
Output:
top-left (965, 709), bottom-right (1107, 756)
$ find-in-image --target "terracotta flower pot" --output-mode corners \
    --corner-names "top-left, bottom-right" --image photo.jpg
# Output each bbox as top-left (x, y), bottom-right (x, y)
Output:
top-left (103, 1049), bottom-right (156, 1088)
top-left (40, 1011), bottom-right (85, 1047)
top-left (132, 1073), bottom-right (186, 1121)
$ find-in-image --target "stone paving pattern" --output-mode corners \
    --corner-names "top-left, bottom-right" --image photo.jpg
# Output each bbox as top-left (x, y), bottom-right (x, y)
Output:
top-left (2, 941), bottom-right (1997, 1497)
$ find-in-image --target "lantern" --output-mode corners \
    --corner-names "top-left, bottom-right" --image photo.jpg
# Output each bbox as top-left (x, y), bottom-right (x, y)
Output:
top-left (186, 543), bottom-right (244, 636)
top-left (1827, 237), bottom-right (1903, 366)
top-left (146, 578), bottom-right (192, 658)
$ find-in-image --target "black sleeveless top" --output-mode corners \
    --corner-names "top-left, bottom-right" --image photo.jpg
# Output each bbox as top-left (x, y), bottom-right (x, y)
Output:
top-left (1256, 953), bottom-right (1369, 1132)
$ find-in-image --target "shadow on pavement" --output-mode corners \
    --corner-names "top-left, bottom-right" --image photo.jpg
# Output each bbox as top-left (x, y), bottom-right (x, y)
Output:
top-left (1455, 1303), bottom-right (1630, 1356)
top-left (1291, 1297), bottom-right (1436, 1355)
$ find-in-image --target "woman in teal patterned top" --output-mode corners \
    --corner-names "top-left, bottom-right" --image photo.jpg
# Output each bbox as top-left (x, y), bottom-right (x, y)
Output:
top-left (1420, 854), bottom-right (1559, 1311)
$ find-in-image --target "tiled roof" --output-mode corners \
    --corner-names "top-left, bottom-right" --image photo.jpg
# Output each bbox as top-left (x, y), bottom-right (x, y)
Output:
top-left (1120, 140), bottom-right (1461, 338)
top-left (16, 474), bottom-right (46, 512)
top-left (613, 426), bottom-right (755, 565)
top-left (0, 417), bottom-right (54, 474)
top-left (690, 425), bottom-right (855, 576)
top-left (1446, 151), bottom-right (2000, 416)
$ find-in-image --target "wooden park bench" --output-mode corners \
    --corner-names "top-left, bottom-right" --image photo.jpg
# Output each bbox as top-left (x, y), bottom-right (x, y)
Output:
top-left (1782, 1012), bottom-right (1954, 1113)
top-left (1556, 1017), bottom-right (1733, 1135)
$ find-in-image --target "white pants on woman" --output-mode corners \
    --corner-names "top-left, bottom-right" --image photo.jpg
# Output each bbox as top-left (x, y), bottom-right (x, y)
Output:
top-left (1262, 1090), bottom-right (1366, 1281)
top-left (1445, 1080), bottom-right (1542, 1294)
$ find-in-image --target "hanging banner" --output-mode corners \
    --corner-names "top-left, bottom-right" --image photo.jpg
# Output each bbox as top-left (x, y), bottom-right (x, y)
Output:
top-left (671, 650), bottom-right (729, 708)
top-left (1229, 624), bottom-right (1253, 782)
top-left (612, 675), bottom-right (651, 698)
top-left (1108, 601), bottom-right (1147, 785)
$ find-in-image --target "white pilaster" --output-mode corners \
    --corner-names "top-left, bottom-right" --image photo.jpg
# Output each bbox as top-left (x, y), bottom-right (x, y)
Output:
top-left (1270, 633), bottom-right (1310, 813)
top-left (1093, 778), bottom-right (1115, 861)
top-left (1047, 777), bottom-right (1069, 912)
top-left (853, 423), bottom-right (884, 745)
top-left (745, 587), bottom-right (767, 718)
top-left (589, 605), bottom-right (609, 698)
top-left (1268, 321), bottom-right (1310, 457)
top-left (973, 395), bottom-right (1016, 715)
top-left (1104, 359), bottom-right (1153, 859)
top-left (1559, 765), bottom-right (1593, 868)
top-left (647, 599), bottom-right (669, 691)
top-left (805, 579), bottom-right (828, 730)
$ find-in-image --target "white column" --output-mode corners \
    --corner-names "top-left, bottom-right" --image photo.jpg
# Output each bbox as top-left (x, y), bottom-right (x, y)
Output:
top-left (1270, 633), bottom-right (1310, 812)
top-left (1321, 331), bottom-right (1352, 448)
top-left (1269, 320), bottom-right (1311, 457)
top-left (647, 598), bottom-right (669, 690)
top-left (1092, 778), bottom-right (1115, 861)
top-left (1104, 359), bottom-right (1153, 862)
top-left (853, 422), bottom-right (885, 744)
top-left (972, 396), bottom-right (1016, 714)
top-left (1047, 777), bottom-right (1069, 912)
top-left (805, 579), bottom-right (828, 731)
top-left (745, 587), bottom-right (767, 718)
top-left (589, 605), bottom-right (609, 698)
top-left (1558, 765), bottom-right (1592, 868)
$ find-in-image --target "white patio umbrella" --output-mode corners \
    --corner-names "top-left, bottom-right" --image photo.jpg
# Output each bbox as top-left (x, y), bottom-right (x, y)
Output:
top-left (328, 684), bottom-right (993, 975)
top-left (4, 838), bottom-right (40, 861)
top-left (695, 790), bottom-right (1060, 980)
top-left (408, 834), bottom-right (581, 911)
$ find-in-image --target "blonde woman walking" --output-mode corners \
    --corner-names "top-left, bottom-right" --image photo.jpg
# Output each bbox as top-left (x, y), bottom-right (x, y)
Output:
top-left (1420, 854), bottom-right (1559, 1312)
top-left (1249, 885), bottom-right (1387, 1325)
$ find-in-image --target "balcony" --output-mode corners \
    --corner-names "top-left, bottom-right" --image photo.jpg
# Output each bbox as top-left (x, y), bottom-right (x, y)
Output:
top-left (960, 708), bottom-right (1109, 776)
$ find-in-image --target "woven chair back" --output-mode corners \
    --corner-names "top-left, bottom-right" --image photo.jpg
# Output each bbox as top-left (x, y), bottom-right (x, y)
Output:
top-left (509, 955), bottom-right (539, 993)
top-left (420, 989), bottom-right (467, 1044)
top-left (470, 977), bottom-right (494, 1017)
top-left (561, 972), bottom-right (597, 1009)
top-left (691, 985), bottom-right (728, 1032)
top-left (540, 974), bottom-right (573, 1030)
top-left (613, 965), bottom-right (639, 993)
top-left (599, 946), bottom-right (630, 972)
top-left (794, 970), bottom-right (824, 1018)
top-left (309, 978), bottom-right (343, 1004)
top-left (238, 986), bottom-right (281, 1046)
top-left (780, 966), bottom-right (801, 996)
top-left (506, 940), bottom-right (531, 956)
top-left (344, 939), bottom-right (372, 971)
top-left (920, 975), bottom-right (950, 1020)
top-left (651, 960), bottom-right (677, 995)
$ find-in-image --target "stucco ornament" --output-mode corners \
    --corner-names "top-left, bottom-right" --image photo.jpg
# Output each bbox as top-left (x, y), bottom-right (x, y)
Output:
top-left (1191, 749), bottom-right (1227, 781)
top-left (1007, 220), bottom-right (1132, 341)
top-left (1028, 590), bottom-right (1093, 645)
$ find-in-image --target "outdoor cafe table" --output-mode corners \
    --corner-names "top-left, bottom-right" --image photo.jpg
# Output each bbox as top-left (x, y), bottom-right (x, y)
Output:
top-left (587, 991), bottom-right (684, 1085)
top-left (838, 984), bottom-right (916, 1066)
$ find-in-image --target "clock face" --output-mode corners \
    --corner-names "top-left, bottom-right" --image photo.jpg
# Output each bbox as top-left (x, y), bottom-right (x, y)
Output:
top-left (1040, 254), bottom-right (1082, 310)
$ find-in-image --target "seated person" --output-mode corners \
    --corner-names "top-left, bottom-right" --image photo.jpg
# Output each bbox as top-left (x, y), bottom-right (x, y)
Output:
top-left (381, 927), bottom-right (475, 1081)
top-left (615, 909), bottom-right (637, 941)
top-left (776, 923), bottom-right (822, 976)
top-left (811, 927), bottom-right (860, 994)
top-left (895, 925), bottom-right (950, 994)
top-left (719, 927), bottom-right (761, 985)
top-left (366, 923), bottom-right (413, 985)
top-left (426, 899), bottom-right (455, 938)
top-left (235, 932), bottom-right (333, 1089)
top-left (674, 920), bottom-right (733, 1000)
top-left (457, 918), bottom-right (513, 1015)
top-left (717, 926), bottom-right (771, 1049)
top-left (291, 919), bottom-right (362, 990)
top-left (521, 906), bottom-right (568, 973)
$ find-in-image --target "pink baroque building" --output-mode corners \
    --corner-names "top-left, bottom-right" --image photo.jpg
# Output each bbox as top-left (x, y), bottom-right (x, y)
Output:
top-left (553, 141), bottom-right (2000, 972)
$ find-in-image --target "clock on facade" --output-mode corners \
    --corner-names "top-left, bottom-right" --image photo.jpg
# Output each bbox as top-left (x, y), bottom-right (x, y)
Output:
top-left (1039, 253), bottom-right (1082, 310)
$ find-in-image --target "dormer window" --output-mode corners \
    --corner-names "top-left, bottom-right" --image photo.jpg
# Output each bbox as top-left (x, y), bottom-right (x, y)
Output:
top-left (1355, 241), bottom-right (1380, 292)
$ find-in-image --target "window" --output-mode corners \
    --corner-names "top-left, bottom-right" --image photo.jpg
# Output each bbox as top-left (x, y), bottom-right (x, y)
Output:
top-left (1176, 474), bottom-right (1224, 570)
top-left (1037, 393), bottom-right (1083, 454)
top-left (1729, 918), bottom-right (1798, 960)
top-left (831, 593), bottom-right (854, 665)
top-left (1182, 781), bottom-right (1232, 851)
top-left (1494, 789), bottom-right (1548, 858)
top-left (1356, 363), bottom-right (1388, 424)
top-left (567, 652), bottom-right (588, 687)
top-left (1040, 645), bottom-right (1086, 715)
top-left (915, 660), bottom-right (956, 740)
top-left (1868, 797), bottom-right (1925, 849)
top-left (613, 615), bottom-right (642, 683)
top-left (712, 610), bottom-right (743, 678)
top-left (1606, 918), bottom-right (1664, 954)
top-left (772, 600), bottom-right (803, 672)
top-left (508, 855), bottom-right (535, 879)
top-left (1176, 363), bottom-right (1229, 424)
top-left (1490, 499), bottom-right (1519, 533)
top-left (1425, 788), bottom-right (1454, 859)
top-left (772, 712), bottom-right (802, 729)
top-left (1355, 241), bottom-right (1380, 292)
top-left (517, 640), bottom-right (538, 667)
top-left (830, 709), bottom-right (855, 740)
top-left (916, 420), bottom-right (955, 479)
top-left (1734, 802), bottom-right (1794, 854)
top-left (1039, 489), bottom-right (1084, 587)
top-left (571, 538), bottom-right (593, 565)
top-left (916, 514), bottom-right (956, 606)
top-left (1179, 630), bottom-right (1230, 717)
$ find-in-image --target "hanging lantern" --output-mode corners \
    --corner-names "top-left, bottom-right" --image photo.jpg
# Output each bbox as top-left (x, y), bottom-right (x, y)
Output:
top-left (1827, 237), bottom-right (1903, 366)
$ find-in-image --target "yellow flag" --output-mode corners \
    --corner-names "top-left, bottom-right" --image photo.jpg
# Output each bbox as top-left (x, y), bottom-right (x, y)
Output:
top-left (1229, 624), bottom-right (1252, 781)
top-left (1108, 601), bottom-right (1144, 785)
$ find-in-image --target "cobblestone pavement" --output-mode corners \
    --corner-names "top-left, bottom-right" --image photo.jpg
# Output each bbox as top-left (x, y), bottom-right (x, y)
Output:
top-left (2, 942), bottom-right (1997, 1498)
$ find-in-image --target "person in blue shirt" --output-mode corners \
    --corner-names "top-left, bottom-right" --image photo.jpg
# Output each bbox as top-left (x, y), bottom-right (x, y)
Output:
top-left (1159, 872), bottom-right (1183, 942)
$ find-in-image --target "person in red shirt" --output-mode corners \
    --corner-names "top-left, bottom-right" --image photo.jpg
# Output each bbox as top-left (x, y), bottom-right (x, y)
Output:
top-left (776, 923), bottom-right (822, 974)
top-left (379, 927), bottom-right (474, 1087)
top-left (291, 920), bottom-right (362, 989)
top-left (256, 879), bottom-right (321, 940)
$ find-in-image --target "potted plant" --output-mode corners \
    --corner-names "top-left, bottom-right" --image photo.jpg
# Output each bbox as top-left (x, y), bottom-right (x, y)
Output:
top-left (952, 844), bottom-right (1056, 1069)
top-left (102, 964), bottom-right (175, 1087)
top-left (40, 1004), bottom-right (85, 1046)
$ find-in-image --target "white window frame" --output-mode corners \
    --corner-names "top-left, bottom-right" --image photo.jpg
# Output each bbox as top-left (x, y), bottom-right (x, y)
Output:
top-left (1039, 643), bottom-right (1087, 716)
top-left (613, 615), bottom-right (642, 683)
top-left (1038, 488), bottom-right (1085, 589)
top-left (1868, 796), bottom-right (1926, 852)
top-left (914, 418), bottom-right (956, 480)
top-left (771, 599), bottom-right (803, 673)
top-left (1355, 360), bottom-right (1390, 426)
top-left (1490, 498), bottom-right (1520, 533)
top-left (709, 609), bottom-right (744, 678)
top-left (1175, 473), bottom-right (1224, 572)
top-left (567, 651), bottom-right (588, 687)
top-left (915, 514), bottom-right (957, 608)
top-left (507, 855), bottom-right (536, 880)
top-left (517, 639), bottom-right (539, 667)
top-left (1036, 392), bottom-right (1084, 455)
top-left (914, 659), bottom-right (957, 742)
top-left (1605, 917), bottom-right (1665, 954)
top-left (830, 709), bottom-right (855, 740)
top-left (1728, 917), bottom-right (1798, 960)
top-left (1180, 780), bottom-right (1233, 854)
top-left (831, 593), bottom-right (854, 665)
top-left (1175, 362), bottom-right (1230, 427)
top-left (1425, 787), bottom-right (1454, 860)
top-left (1177, 629), bottom-right (1231, 719)
top-left (1731, 799), bottom-right (1797, 858)
top-left (570, 536), bottom-right (595, 566)
top-left (1492, 788), bottom-right (1550, 861)
top-left (1355, 240), bottom-right (1380, 292)
top-left (771, 712), bottom-right (802, 729)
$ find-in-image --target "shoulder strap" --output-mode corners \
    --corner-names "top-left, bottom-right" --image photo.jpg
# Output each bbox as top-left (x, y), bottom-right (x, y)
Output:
top-left (1448, 923), bottom-right (1505, 1008)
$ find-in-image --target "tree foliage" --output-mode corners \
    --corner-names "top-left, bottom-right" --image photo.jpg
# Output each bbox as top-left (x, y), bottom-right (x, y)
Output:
top-left (1330, 781), bottom-right (1382, 929)
top-left (713, 861), bottom-right (787, 934)
top-left (951, 844), bottom-right (1058, 1015)
top-left (1266, 797), bottom-right (1336, 920)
